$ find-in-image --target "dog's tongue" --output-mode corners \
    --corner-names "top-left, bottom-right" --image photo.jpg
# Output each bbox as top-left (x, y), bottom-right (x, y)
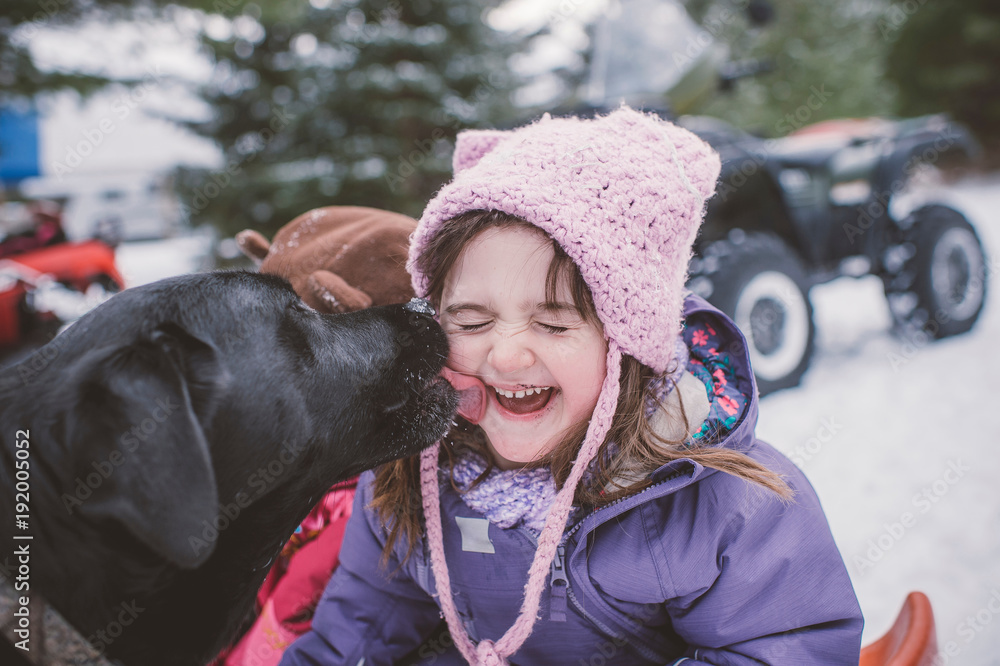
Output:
top-left (440, 367), bottom-right (486, 424)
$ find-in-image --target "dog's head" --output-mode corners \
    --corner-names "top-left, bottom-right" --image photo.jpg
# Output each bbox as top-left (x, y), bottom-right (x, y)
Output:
top-left (12, 270), bottom-right (456, 572)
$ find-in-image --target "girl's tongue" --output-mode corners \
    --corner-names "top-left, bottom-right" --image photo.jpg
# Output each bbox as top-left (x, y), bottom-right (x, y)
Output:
top-left (440, 368), bottom-right (487, 424)
top-left (494, 387), bottom-right (554, 415)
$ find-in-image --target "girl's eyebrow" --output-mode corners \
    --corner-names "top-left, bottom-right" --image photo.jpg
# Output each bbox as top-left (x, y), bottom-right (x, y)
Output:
top-left (533, 301), bottom-right (577, 314)
top-left (444, 303), bottom-right (491, 316)
top-left (443, 301), bottom-right (577, 316)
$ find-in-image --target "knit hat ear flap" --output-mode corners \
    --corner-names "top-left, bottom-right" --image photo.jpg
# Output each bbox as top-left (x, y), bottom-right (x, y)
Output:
top-left (452, 129), bottom-right (510, 173)
top-left (421, 343), bottom-right (624, 665)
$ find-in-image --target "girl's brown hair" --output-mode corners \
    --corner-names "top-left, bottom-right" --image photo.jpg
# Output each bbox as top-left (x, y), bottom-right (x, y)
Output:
top-left (371, 210), bottom-right (792, 564)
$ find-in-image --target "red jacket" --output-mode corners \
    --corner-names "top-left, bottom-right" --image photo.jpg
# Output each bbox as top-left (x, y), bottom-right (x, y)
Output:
top-left (212, 480), bottom-right (357, 666)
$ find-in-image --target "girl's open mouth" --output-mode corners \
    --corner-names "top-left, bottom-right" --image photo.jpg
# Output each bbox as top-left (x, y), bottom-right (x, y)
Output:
top-left (490, 386), bottom-right (555, 416)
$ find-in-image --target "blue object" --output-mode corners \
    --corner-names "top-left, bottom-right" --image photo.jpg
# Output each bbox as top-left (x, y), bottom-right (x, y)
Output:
top-left (0, 105), bottom-right (41, 183)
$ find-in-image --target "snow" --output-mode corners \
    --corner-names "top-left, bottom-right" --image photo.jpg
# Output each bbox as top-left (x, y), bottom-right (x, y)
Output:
top-left (34, 88), bottom-right (220, 177)
top-left (114, 230), bottom-right (217, 287)
top-left (756, 173), bottom-right (1000, 663)
top-left (26, 18), bottom-right (220, 179)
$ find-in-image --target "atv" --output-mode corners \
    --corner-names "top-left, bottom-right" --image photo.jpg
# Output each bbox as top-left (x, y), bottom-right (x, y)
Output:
top-left (573, 0), bottom-right (988, 394)
top-left (681, 113), bottom-right (988, 394)
top-left (0, 201), bottom-right (126, 365)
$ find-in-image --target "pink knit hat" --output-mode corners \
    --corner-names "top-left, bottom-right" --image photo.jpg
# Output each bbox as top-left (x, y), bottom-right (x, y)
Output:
top-left (409, 107), bottom-right (721, 665)
top-left (409, 106), bottom-right (720, 374)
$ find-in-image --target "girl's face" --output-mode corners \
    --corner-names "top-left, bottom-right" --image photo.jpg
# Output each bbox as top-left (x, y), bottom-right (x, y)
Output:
top-left (439, 226), bottom-right (607, 470)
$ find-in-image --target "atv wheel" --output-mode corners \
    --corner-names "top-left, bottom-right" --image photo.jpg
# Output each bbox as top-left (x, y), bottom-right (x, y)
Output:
top-left (689, 232), bottom-right (815, 395)
top-left (882, 205), bottom-right (987, 338)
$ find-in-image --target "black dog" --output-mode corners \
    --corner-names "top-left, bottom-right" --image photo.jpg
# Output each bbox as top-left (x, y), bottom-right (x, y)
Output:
top-left (0, 270), bottom-right (457, 666)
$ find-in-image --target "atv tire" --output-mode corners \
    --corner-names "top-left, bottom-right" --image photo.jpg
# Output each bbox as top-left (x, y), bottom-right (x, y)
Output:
top-left (689, 232), bottom-right (815, 395)
top-left (882, 205), bottom-right (987, 339)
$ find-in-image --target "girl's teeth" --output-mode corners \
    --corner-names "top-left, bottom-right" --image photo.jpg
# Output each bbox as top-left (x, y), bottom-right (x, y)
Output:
top-left (494, 386), bottom-right (549, 398)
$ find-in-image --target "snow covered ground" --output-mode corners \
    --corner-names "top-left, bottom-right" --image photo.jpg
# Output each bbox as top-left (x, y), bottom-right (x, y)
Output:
top-left (115, 229), bottom-right (218, 287)
top-left (114, 174), bottom-right (1000, 662)
top-left (756, 173), bottom-right (1000, 664)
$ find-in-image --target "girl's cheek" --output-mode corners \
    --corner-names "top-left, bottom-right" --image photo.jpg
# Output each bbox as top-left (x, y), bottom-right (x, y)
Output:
top-left (550, 336), bottom-right (589, 361)
top-left (446, 336), bottom-right (478, 370)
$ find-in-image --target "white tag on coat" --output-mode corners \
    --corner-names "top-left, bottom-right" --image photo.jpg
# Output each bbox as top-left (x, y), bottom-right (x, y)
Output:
top-left (455, 516), bottom-right (495, 554)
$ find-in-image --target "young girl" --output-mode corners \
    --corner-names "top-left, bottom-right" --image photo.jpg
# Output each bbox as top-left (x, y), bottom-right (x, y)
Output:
top-left (280, 107), bottom-right (863, 665)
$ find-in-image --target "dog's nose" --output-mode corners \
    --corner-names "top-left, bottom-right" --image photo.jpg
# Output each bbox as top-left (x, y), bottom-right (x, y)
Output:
top-left (403, 297), bottom-right (436, 317)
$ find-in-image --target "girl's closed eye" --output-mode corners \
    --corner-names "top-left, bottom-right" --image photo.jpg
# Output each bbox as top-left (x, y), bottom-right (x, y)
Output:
top-left (455, 321), bottom-right (491, 332)
top-left (537, 322), bottom-right (569, 334)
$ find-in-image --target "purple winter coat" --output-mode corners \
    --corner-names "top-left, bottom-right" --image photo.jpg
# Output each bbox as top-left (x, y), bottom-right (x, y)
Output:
top-left (280, 295), bottom-right (864, 665)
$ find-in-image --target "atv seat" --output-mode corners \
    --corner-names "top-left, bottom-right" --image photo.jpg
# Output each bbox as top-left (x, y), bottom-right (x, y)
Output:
top-left (767, 133), bottom-right (853, 171)
top-left (859, 591), bottom-right (938, 666)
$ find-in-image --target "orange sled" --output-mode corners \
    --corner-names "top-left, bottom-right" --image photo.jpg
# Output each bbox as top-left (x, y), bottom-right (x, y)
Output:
top-left (860, 591), bottom-right (938, 666)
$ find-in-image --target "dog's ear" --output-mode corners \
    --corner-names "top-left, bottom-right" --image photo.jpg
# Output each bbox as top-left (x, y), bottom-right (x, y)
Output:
top-left (68, 323), bottom-right (229, 569)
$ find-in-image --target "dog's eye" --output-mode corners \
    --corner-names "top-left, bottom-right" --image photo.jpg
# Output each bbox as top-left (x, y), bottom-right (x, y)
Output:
top-left (290, 300), bottom-right (315, 314)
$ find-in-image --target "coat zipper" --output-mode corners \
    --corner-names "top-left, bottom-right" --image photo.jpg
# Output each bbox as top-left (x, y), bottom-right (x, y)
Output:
top-left (549, 545), bottom-right (568, 622)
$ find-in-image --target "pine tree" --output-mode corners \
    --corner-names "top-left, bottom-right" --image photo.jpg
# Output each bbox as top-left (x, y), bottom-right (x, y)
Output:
top-left (884, 0), bottom-right (1000, 148)
top-left (175, 0), bottom-right (520, 240)
top-left (0, 0), bottom-right (162, 103)
top-left (682, 0), bottom-right (898, 137)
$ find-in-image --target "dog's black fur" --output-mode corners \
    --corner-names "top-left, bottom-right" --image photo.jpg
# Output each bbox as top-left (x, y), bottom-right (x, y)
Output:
top-left (0, 270), bottom-right (457, 666)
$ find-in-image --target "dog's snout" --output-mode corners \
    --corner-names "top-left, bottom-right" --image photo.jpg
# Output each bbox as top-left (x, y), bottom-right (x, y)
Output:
top-left (399, 303), bottom-right (445, 355)
top-left (382, 388), bottom-right (410, 413)
top-left (375, 303), bottom-right (450, 391)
